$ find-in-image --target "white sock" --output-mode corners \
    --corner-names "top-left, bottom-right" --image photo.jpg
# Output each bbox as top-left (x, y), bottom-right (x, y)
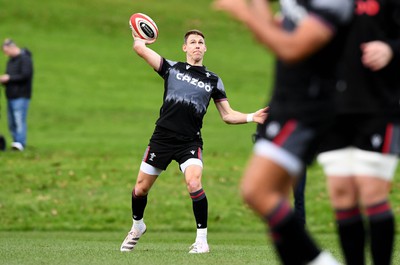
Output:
top-left (196, 228), bottom-right (207, 243)
top-left (132, 218), bottom-right (145, 230)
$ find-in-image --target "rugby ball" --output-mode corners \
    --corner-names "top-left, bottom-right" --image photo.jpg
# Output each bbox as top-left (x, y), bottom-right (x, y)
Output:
top-left (129, 13), bottom-right (158, 40)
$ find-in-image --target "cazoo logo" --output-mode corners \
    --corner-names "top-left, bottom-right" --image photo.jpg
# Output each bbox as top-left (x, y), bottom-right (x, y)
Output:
top-left (356, 0), bottom-right (380, 16)
top-left (176, 73), bottom-right (212, 92)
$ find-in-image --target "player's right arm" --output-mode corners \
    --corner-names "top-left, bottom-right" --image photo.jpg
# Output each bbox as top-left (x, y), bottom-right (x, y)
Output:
top-left (213, 0), bottom-right (348, 64)
top-left (132, 33), bottom-right (162, 71)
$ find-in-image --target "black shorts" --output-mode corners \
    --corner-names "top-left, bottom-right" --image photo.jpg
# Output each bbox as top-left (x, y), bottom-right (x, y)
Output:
top-left (318, 113), bottom-right (400, 155)
top-left (142, 126), bottom-right (203, 170)
top-left (254, 111), bottom-right (333, 165)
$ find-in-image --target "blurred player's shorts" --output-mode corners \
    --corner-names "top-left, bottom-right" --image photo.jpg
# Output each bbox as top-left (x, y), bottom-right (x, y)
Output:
top-left (0, 135), bottom-right (6, 151)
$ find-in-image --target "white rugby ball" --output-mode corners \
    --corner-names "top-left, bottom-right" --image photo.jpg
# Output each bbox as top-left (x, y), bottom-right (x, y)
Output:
top-left (129, 13), bottom-right (158, 40)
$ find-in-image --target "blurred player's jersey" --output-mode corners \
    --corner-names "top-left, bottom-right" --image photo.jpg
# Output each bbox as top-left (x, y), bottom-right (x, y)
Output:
top-left (269, 0), bottom-right (353, 121)
top-left (155, 58), bottom-right (227, 137)
top-left (335, 0), bottom-right (400, 117)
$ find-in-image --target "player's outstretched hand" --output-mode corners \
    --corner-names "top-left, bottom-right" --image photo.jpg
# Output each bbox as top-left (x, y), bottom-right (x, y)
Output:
top-left (253, 106), bottom-right (269, 124)
top-left (132, 31), bottom-right (156, 45)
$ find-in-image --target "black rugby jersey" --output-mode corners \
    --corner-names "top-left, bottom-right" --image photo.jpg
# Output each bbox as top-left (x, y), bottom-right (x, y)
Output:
top-left (155, 58), bottom-right (227, 136)
top-left (336, 0), bottom-right (400, 115)
top-left (269, 0), bottom-right (353, 119)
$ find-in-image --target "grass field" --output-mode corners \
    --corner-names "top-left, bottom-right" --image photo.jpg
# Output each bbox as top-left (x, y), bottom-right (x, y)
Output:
top-left (0, 0), bottom-right (399, 264)
top-left (0, 231), bottom-right (351, 265)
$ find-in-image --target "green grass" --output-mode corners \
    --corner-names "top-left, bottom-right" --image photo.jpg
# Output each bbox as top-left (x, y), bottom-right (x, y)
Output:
top-left (0, 0), bottom-right (400, 264)
top-left (1, 231), bottom-right (399, 265)
top-left (0, 231), bottom-right (345, 265)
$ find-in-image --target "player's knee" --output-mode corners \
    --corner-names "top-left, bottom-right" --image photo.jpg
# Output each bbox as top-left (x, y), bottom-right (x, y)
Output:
top-left (186, 178), bottom-right (201, 192)
top-left (134, 183), bottom-right (151, 196)
top-left (184, 167), bottom-right (202, 192)
top-left (358, 182), bottom-right (389, 206)
top-left (328, 184), bottom-right (357, 208)
top-left (240, 180), bottom-right (259, 206)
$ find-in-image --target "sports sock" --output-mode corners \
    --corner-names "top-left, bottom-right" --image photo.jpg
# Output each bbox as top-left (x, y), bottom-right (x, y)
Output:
top-left (132, 218), bottom-right (145, 231)
top-left (131, 188), bottom-right (147, 221)
top-left (366, 200), bottom-right (394, 265)
top-left (335, 206), bottom-right (365, 265)
top-left (190, 188), bottom-right (208, 230)
top-left (265, 199), bottom-right (320, 265)
top-left (196, 228), bottom-right (207, 243)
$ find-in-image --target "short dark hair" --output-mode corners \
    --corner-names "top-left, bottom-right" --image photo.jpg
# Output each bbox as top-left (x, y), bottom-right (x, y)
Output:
top-left (184, 29), bottom-right (205, 43)
top-left (2, 38), bottom-right (15, 47)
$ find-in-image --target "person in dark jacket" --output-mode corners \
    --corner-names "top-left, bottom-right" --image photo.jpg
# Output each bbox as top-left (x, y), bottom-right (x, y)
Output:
top-left (0, 38), bottom-right (33, 151)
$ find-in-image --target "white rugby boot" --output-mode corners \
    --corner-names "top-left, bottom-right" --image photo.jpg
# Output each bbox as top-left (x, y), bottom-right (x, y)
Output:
top-left (120, 220), bottom-right (147, 252)
top-left (188, 241), bottom-right (210, 254)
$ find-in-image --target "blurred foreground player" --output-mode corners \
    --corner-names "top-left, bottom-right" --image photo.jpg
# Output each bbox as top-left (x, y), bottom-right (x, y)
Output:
top-left (214, 0), bottom-right (353, 264)
top-left (317, 1), bottom-right (400, 264)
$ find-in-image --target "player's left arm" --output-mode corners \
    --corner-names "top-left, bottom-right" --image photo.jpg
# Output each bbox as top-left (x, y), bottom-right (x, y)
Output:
top-left (214, 100), bottom-right (269, 124)
top-left (361, 41), bottom-right (394, 71)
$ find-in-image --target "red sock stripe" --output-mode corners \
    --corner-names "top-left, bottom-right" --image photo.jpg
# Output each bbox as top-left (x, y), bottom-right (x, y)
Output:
top-left (268, 201), bottom-right (291, 227)
top-left (270, 231), bottom-right (281, 242)
top-left (366, 201), bottom-right (390, 217)
top-left (382, 123), bottom-right (394, 153)
top-left (190, 189), bottom-right (205, 201)
top-left (190, 190), bottom-right (204, 199)
top-left (335, 207), bottom-right (361, 221)
top-left (273, 120), bottom-right (297, 146)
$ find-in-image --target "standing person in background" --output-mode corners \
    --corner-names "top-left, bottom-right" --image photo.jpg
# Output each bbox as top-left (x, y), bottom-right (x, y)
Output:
top-left (120, 29), bottom-right (268, 254)
top-left (317, 1), bottom-right (400, 264)
top-left (0, 38), bottom-right (33, 151)
top-left (213, 0), bottom-right (353, 264)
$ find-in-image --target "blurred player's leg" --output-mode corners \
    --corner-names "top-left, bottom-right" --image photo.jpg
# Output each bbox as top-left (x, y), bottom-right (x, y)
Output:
top-left (294, 170), bottom-right (307, 226)
top-left (120, 166), bottom-right (159, 252)
top-left (241, 154), bottom-right (333, 264)
top-left (366, 201), bottom-right (394, 265)
top-left (334, 205), bottom-right (365, 264)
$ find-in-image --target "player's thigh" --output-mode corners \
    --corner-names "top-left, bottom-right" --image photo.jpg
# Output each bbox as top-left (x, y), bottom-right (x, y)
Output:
top-left (135, 167), bottom-right (159, 195)
top-left (327, 176), bottom-right (358, 208)
top-left (141, 143), bottom-right (173, 171)
top-left (256, 114), bottom-right (328, 169)
top-left (354, 115), bottom-right (400, 155)
top-left (241, 153), bottom-right (293, 214)
top-left (176, 144), bottom-right (203, 173)
top-left (353, 149), bottom-right (398, 205)
top-left (318, 148), bottom-right (358, 207)
top-left (176, 143), bottom-right (204, 191)
top-left (183, 164), bottom-right (203, 192)
top-left (355, 176), bottom-right (391, 206)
